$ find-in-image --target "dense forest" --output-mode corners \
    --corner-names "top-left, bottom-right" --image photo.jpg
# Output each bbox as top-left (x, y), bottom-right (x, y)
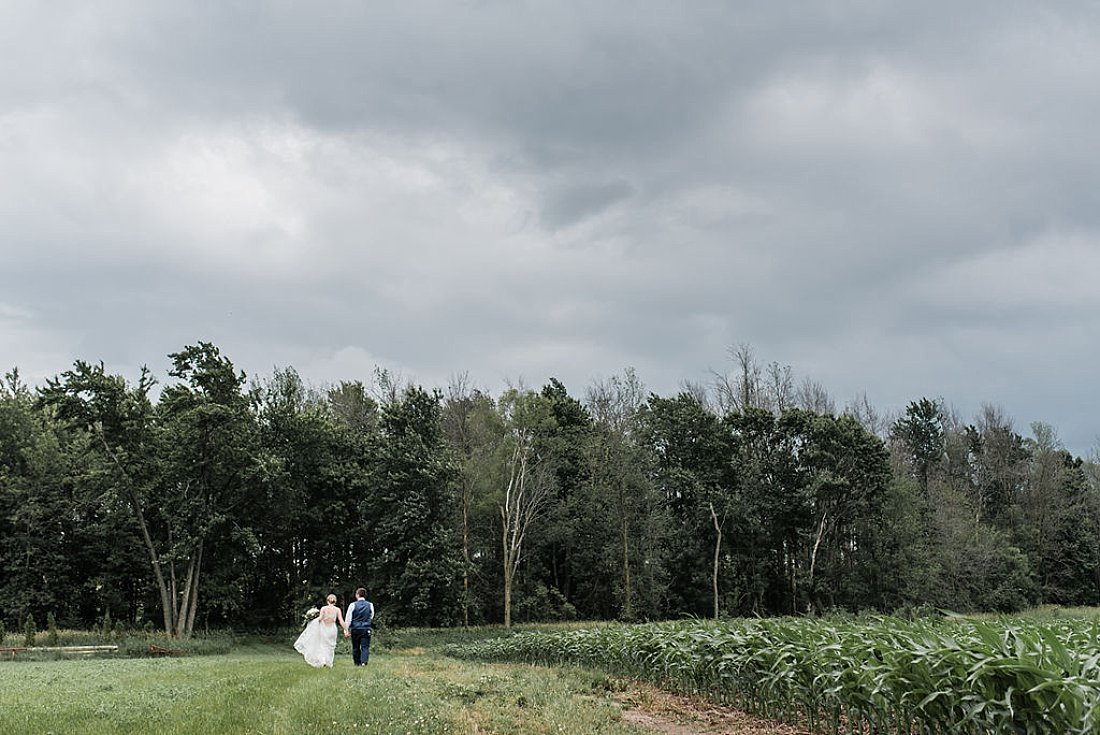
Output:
top-left (2, 342), bottom-right (1098, 636)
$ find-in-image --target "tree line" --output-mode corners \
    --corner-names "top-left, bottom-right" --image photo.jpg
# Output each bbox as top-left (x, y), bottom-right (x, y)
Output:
top-left (1, 342), bottom-right (1098, 636)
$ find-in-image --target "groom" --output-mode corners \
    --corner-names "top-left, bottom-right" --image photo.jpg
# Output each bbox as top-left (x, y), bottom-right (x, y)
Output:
top-left (344, 587), bottom-right (375, 666)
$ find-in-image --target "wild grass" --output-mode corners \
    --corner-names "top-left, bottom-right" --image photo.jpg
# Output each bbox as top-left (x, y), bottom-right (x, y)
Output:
top-left (377, 619), bottom-right (610, 652)
top-left (0, 637), bottom-right (643, 734)
top-left (0, 627), bottom-right (234, 660)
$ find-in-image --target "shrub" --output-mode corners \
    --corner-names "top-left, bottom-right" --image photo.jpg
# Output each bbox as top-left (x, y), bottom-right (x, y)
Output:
top-left (46, 612), bottom-right (59, 646)
top-left (24, 614), bottom-right (36, 647)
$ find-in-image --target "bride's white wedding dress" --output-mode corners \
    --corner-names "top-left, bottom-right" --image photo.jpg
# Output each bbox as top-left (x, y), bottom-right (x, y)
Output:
top-left (294, 608), bottom-right (340, 667)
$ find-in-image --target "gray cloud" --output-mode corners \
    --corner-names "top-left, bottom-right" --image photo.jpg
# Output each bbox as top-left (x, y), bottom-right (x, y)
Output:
top-left (2, 1), bottom-right (1100, 454)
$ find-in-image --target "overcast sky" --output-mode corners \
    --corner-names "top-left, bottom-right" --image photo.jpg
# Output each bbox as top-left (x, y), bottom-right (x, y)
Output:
top-left (3, 2), bottom-right (1099, 454)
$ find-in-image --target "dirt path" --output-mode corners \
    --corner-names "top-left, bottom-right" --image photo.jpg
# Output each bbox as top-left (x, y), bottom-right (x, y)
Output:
top-left (615, 680), bottom-right (813, 735)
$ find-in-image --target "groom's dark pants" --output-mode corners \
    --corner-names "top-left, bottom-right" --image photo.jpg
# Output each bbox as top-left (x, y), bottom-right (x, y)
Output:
top-left (351, 627), bottom-right (371, 666)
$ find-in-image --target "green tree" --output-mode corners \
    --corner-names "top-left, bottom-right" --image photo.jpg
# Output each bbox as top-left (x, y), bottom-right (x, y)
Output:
top-left (441, 376), bottom-right (496, 627)
top-left (494, 387), bottom-right (558, 627)
top-left (776, 410), bottom-right (891, 613)
top-left (368, 386), bottom-right (463, 627)
top-left (155, 343), bottom-right (261, 637)
top-left (966, 404), bottom-right (1027, 527)
top-left (38, 361), bottom-right (175, 632)
top-left (725, 407), bottom-right (799, 615)
top-left (0, 370), bottom-right (77, 625)
top-left (1020, 425), bottom-right (1100, 605)
top-left (867, 474), bottom-right (939, 611)
top-left (891, 398), bottom-right (946, 492)
top-left (640, 393), bottom-right (733, 618)
top-left (1041, 455), bottom-right (1100, 605)
top-left (240, 368), bottom-right (373, 626)
top-left (529, 378), bottom-right (590, 620)
top-left (583, 369), bottom-right (664, 620)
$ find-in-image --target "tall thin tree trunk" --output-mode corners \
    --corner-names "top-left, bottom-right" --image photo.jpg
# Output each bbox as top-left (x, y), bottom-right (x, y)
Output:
top-left (168, 527), bottom-right (179, 635)
top-left (184, 540), bottom-right (203, 638)
top-left (499, 433), bottom-right (548, 629)
top-left (620, 469), bottom-right (634, 620)
top-left (98, 430), bottom-right (174, 635)
top-left (785, 542), bottom-right (797, 615)
top-left (501, 442), bottom-right (526, 628)
top-left (503, 560), bottom-right (512, 628)
top-left (463, 483), bottom-right (471, 628)
top-left (710, 502), bottom-right (722, 620)
top-left (126, 485), bottom-right (174, 634)
top-left (176, 555), bottom-right (194, 638)
top-left (807, 511), bottom-right (829, 615)
top-left (621, 519), bottom-right (633, 619)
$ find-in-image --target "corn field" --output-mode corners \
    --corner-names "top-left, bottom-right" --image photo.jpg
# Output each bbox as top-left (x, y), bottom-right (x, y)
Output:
top-left (448, 616), bottom-right (1100, 734)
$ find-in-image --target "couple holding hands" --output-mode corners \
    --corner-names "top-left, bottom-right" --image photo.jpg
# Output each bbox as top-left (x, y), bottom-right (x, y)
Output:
top-left (294, 587), bottom-right (375, 668)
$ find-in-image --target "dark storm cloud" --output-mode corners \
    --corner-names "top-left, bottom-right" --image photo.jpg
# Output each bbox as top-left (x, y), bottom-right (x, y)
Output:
top-left (3, 1), bottom-right (1100, 453)
top-left (541, 180), bottom-right (635, 230)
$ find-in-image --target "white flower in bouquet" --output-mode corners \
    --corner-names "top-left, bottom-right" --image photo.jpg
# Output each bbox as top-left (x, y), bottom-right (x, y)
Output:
top-left (302, 607), bottom-right (320, 626)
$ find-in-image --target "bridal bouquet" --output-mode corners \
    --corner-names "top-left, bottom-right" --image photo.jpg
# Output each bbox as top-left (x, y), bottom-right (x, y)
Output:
top-left (302, 607), bottom-right (320, 626)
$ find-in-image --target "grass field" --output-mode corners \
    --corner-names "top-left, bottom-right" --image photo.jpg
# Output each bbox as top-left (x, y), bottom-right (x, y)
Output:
top-left (9, 609), bottom-right (1097, 734)
top-left (0, 638), bottom-right (648, 735)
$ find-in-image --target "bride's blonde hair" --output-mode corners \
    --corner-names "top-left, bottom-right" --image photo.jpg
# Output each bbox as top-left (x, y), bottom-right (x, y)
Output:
top-left (326, 594), bottom-right (337, 604)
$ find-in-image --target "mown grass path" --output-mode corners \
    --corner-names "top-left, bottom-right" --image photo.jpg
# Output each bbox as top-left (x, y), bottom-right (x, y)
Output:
top-left (0, 642), bottom-right (655, 735)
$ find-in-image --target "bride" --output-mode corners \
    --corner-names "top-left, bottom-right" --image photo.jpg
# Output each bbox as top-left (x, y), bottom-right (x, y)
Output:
top-left (294, 594), bottom-right (348, 668)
